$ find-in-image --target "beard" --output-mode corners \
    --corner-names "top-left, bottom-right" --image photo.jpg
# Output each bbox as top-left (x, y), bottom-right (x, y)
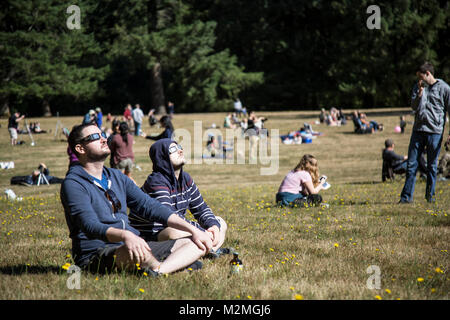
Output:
top-left (86, 149), bottom-right (111, 162)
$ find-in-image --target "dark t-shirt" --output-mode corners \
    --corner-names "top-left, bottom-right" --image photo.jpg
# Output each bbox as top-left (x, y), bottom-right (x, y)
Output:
top-left (110, 133), bottom-right (134, 165)
top-left (383, 149), bottom-right (404, 167)
top-left (8, 114), bottom-right (18, 129)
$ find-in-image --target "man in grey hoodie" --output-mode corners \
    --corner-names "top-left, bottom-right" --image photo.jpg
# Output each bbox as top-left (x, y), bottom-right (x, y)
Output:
top-left (61, 123), bottom-right (212, 275)
top-left (400, 62), bottom-right (450, 203)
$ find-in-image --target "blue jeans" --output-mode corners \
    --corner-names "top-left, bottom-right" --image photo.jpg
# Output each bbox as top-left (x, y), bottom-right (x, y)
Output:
top-left (393, 161), bottom-right (407, 173)
top-left (400, 131), bottom-right (443, 202)
top-left (276, 192), bottom-right (304, 207)
top-left (134, 122), bottom-right (141, 136)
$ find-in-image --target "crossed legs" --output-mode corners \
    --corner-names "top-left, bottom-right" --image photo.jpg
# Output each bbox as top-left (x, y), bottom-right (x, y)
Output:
top-left (114, 237), bottom-right (205, 274)
top-left (157, 216), bottom-right (228, 252)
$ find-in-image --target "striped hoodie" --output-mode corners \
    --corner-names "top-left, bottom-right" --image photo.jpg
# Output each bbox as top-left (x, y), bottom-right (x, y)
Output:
top-left (129, 139), bottom-right (220, 240)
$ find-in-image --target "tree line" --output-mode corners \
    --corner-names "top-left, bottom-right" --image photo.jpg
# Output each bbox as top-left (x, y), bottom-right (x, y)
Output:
top-left (1, 0), bottom-right (448, 117)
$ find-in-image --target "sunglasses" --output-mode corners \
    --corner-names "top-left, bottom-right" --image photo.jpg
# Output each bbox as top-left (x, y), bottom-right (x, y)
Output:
top-left (168, 144), bottom-right (183, 154)
top-left (104, 189), bottom-right (122, 213)
top-left (80, 132), bottom-right (107, 144)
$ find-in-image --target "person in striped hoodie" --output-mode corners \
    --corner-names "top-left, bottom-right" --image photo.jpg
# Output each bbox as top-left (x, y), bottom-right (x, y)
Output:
top-left (129, 139), bottom-right (228, 255)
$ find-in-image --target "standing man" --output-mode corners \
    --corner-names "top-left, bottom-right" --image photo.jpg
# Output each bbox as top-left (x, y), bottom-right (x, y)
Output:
top-left (132, 104), bottom-right (144, 136)
top-left (400, 62), bottom-right (450, 203)
top-left (8, 110), bottom-right (25, 145)
top-left (61, 123), bottom-right (212, 275)
top-left (167, 101), bottom-right (175, 118)
top-left (129, 139), bottom-right (228, 256)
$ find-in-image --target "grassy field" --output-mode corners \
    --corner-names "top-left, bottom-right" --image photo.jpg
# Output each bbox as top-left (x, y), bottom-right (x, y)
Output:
top-left (0, 108), bottom-right (448, 300)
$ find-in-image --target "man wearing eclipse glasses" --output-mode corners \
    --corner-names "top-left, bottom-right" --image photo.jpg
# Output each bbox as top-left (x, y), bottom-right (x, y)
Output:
top-left (61, 124), bottom-right (213, 276)
top-left (129, 138), bottom-right (228, 258)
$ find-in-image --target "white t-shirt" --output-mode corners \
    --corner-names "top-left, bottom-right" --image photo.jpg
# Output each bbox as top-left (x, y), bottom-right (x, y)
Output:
top-left (234, 100), bottom-right (242, 111)
top-left (132, 108), bottom-right (144, 123)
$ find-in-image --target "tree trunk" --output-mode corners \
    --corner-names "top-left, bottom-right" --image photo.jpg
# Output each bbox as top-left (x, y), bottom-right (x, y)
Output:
top-left (42, 99), bottom-right (52, 117)
top-left (148, 0), bottom-right (166, 115)
top-left (0, 98), bottom-right (10, 117)
top-left (151, 62), bottom-right (166, 115)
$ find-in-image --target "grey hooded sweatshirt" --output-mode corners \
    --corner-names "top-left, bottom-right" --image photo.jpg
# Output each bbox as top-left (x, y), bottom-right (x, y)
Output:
top-left (411, 79), bottom-right (450, 134)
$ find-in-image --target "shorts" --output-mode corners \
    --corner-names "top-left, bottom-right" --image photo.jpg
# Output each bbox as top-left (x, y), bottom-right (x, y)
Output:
top-left (114, 158), bottom-right (134, 173)
top-left (79, 240), bottom-right (176, 274)
top-left (8, 128), bottom-right (18, 140)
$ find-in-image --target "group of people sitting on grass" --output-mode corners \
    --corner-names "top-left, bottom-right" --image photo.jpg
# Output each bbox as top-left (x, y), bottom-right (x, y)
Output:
top-left (319, 107), bottom-right (347, 126)
top-left (351, 110), bottom-right (383, 134)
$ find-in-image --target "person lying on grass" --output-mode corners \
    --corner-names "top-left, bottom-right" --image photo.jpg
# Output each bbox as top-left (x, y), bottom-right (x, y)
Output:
top-left (276, 154), bottom-right (327, 207)
top-left (129, 138), bottom-right (229, 258)
top-left (60, 124), bottom-right (213, 276)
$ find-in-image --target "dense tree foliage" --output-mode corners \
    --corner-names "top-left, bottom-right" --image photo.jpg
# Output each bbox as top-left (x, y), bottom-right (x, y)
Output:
top-left (0, 0), bottom-right (448, 116)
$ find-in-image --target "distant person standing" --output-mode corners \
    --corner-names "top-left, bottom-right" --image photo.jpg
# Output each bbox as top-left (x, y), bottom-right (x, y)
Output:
top-left (167, 101), bottom-right (175, 118)
top-left (399, 115), bottom-right (407, 134)
top-left (132, 104), bottom-right (144, 136)
top-left (8, 110), bottom-right (25, 145)
top-left (95, 107), bottom-right (103, 129)
top-left (234, 98), bottom-right (246, 117)
top-left (123, 104), bottom-right (133, 130)
top-left (400, 61), bottom-right (450, 203)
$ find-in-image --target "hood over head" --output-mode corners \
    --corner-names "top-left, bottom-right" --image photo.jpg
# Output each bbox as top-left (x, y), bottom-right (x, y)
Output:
top-left (149, 138), bottom-right (181, 186)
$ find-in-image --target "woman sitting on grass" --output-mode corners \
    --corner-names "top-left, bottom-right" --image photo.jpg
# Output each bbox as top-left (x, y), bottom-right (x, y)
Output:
top-left (276, 154), bottom-right (327, 207)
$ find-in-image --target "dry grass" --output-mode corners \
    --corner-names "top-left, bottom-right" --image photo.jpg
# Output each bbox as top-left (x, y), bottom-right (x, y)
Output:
top-left (0, 108), bottom-right (449, 300)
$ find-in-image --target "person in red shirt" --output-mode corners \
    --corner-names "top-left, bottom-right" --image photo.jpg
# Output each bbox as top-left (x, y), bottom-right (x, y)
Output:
top-left (123, 104), bottom-right (133, 131)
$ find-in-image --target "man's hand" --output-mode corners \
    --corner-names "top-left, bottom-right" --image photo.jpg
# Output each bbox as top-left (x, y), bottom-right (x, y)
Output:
top-left (417, 80), bottom-right (424, 97)
top-left (207, 225), bottom-right (220, 247)
top-left (122, 230), bottom-right (152, 265)
top-left (191, 229), bottom-right (213, 253)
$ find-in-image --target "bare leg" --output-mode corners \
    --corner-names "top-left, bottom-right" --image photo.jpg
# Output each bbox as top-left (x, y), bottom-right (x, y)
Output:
top-left (156, 238), bottom-right (205, 274)
top-left (114, 238), bottom-right (206, 274)
top-left (157, 227), bottom-right (192, 241)
top-left (211, 217), bottom-right (227, 251)
top-left (114, 244), bottom-right (160, 271)
top-left (158, 216), bottom-right (228, 252)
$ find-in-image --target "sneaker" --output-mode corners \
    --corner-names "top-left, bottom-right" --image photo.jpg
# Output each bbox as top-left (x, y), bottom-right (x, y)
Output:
top-left (140, 267), bottom-right (162, 278)
top-left (205, 247), bottom-right (232, 259)
top-left (184, 260), bottom-right (203, 272)
top-left (426, 197), bottom-right (436, 203)
top-left (398, 199), bottom-right (412, 204)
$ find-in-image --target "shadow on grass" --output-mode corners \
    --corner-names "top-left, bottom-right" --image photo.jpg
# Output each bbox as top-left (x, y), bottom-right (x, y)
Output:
top-left (342, 181), bottom-right (383, 185)
top-left (0, 264), bottom-right (62, 275)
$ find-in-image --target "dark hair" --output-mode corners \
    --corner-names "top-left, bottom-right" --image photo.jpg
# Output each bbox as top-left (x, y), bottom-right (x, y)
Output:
top-left (384, 139), bottom-right (394, 148)
top-left (112, 119), bottom-right (120, 132)
top-left (417, 62), bottom-right (434, 75)
top-left (160, 115), bottom-right (174, 131)
top-left (119, 122), bottom-right (129, 145)
top-left (68, 123), bottom-right (97, 157)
